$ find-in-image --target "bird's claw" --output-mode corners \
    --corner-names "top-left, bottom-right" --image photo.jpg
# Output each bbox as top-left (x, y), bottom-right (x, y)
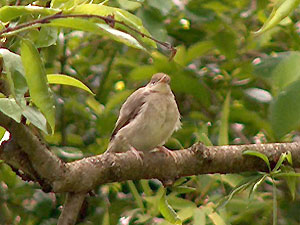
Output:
top-left (129, 146), bottom-right (144, 165)
top-left (154, 146), bottom-right (178, 163)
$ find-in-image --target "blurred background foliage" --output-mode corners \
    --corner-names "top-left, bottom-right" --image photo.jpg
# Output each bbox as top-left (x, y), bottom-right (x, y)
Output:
top-left (1, 0), bottom-right (300, 224)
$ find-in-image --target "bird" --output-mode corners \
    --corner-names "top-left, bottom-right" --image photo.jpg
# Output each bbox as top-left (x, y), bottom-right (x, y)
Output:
top-left (106, 73), bottom-right (181, 158)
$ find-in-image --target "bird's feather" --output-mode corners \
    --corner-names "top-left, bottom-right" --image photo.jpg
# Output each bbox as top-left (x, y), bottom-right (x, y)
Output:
top-left (110, 88), bottom-right (149, 140)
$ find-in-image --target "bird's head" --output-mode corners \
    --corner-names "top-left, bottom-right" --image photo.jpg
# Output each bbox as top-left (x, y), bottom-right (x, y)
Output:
top-left (147, 73), bottom-right (171, 93)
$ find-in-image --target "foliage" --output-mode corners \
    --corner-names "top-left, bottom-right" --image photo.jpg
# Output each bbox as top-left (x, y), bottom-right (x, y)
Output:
top-left (1, 0), bottom-right (300, 224)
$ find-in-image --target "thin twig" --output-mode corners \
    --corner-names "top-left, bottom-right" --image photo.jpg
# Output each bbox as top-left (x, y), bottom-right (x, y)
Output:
top-left (0, 13), bottom-right (176, 57)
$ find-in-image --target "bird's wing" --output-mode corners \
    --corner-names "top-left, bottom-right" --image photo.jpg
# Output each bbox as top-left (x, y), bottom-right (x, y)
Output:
top-left (110, 87), bottom-right (148, 140)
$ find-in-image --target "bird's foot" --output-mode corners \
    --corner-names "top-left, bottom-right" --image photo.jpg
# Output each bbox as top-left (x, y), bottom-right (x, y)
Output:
top-left (129, 146), bottom-right (144, 165)
top-left (154, 146), bottom-right (178, 163)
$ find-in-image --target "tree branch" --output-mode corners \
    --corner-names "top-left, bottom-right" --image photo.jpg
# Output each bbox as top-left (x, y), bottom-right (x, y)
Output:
top-left (57, 192), bottom-right (87, 225)
top-left (52, 142), bottom-right (300, 192)
top-left (1, 109), bottom-right (300, 194)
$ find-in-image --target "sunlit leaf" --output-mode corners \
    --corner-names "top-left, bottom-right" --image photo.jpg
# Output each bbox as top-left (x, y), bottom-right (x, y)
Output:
top-left (0, 6), bottom-right (59, 22)
top-left (21, 39), bottom-right (56, 134)
top-left (47, 74), bottom-right (94, 95)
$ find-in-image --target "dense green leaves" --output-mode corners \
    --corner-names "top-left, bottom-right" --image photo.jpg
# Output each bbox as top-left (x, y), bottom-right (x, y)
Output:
top-left (1, 0), bottom-right (300, 224)
top-left (21, 39), bottom-right (56, 134)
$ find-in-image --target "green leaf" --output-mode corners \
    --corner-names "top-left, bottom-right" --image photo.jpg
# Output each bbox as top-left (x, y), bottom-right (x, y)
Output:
top-left (281, 165), bottom-right (297, 200)
top-left (22, 106), bottom-right (48, 134)
top-left (0, 97), bottom-right (48, 134)
top-left (255, 0), bottom-right (300, 34)
top-left (138, 8), bottom-right (168, 42)
top-left (171, 186), bottom-right (196, 194)
top-left (243, 150), bottom-right (271, 171)
top-left (0, 98), bottom-right (23, 122)
top-left (272, 152), bottom-right (287, 172)
top-left (248, 174), bottom-right (268, 199)
top-left (0, 6), bottom-right (59, 22)
top-left (159, 190), bottom-right (182, 225)
top-left (174, 41), bottom-right (214, 66)
top-left (140, 180), bottom-right (153, 196)
top-left (0, 48), bottom-right (28, 101)
top-left (86, 96), bottom-right (104, 115)
top-left (218, 91), bottom-right (230, 145)
top-left (170, 72), bottom-right (211, 108)
top-left (273, 172), bottom-right (300, 177)
top-left (253, 52), bottom-right (300, 92)
top-left (35, 27), bottom-right (58, 48)
top-left (203, 204), bottom-right (227, 225)
top-left (20, 39), bottom-right (56, 134)
top-left (185, 41), bottom-right (214, 64)
top-left (213, 30), bottom-right (237, 59)
top-left (167, 195), bottom-right (196, 209)
top-left (47, 74), bottom-right (94, 95)
top-left (270, 79), bottom-right (300, 139)
top-left (117, 0), bottom-right (141, 11)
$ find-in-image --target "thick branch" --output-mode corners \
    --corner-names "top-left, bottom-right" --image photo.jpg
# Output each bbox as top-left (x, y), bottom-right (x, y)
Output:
top-left (0, 112), bottom-right (65, 185)
top-left (1, 109), bottom-right (300, 194)
top-left (52, 142), bottom-right (300, 192)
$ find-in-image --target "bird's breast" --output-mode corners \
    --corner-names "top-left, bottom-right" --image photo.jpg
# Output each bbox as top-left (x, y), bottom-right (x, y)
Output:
top-left (119, 92), bottom-right (180, 151)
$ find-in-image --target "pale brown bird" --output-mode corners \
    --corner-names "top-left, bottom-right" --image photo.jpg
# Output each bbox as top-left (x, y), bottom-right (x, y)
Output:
top-left (106, 73), bottom-right (181, 157)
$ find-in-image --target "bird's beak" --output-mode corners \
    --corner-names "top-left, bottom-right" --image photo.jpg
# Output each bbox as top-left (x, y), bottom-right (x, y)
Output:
top-left (158, 75), bottom-right (170, 84)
